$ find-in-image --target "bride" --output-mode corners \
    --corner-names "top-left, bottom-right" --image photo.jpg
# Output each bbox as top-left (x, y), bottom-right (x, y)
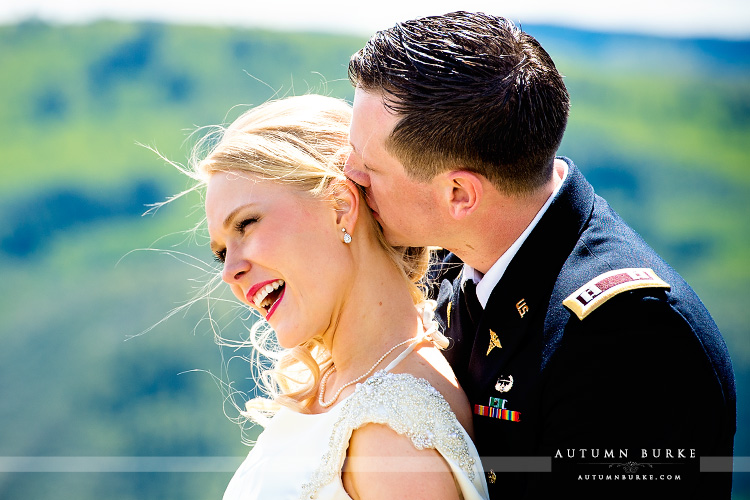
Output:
top-left (192, 94), bottom-right (488, 499)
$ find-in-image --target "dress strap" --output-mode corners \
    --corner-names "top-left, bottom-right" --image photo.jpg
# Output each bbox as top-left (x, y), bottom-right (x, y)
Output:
top-left (383, 300), bottom-right (447, 372)
top-left (383, 340), bottom-right (420, 372)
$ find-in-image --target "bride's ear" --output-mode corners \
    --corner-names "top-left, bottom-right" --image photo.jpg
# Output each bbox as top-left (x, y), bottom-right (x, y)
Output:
top-left (331, 179), bottom-right (361, 234)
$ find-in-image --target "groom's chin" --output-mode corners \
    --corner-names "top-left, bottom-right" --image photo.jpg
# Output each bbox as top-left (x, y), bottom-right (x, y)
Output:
top-left (377, 223), bottom-right (397, 243)
top-left (381, 226), bottom-right (412, 249)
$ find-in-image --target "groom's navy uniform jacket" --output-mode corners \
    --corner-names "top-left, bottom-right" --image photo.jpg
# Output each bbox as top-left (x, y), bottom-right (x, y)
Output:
top-left (434, 158), bottom-right (736, 499)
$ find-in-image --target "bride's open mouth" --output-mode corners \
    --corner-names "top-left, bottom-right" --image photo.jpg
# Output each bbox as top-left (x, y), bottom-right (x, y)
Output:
top-left (248, 279), bottom-right (285, 319)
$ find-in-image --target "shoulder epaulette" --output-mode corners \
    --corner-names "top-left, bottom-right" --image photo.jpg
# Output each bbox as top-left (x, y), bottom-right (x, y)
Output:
top-left (563, 268), bottom-right (670, 320)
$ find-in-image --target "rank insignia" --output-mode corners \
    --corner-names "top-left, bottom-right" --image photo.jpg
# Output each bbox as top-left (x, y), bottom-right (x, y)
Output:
top-left (563, 268), bottom-right (670, 320)
top-left (446, 301), bottom-right (452, 328)
top-left (486, 329), bottom-right (502, 355)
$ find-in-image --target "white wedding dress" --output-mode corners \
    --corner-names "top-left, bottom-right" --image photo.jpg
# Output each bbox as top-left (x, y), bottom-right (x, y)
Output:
top-left (223, 304), bottom-right (489, 500)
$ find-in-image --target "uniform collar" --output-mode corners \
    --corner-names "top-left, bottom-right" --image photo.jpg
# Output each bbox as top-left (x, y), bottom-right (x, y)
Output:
top-left (462, 160), bottom-right (569, 308)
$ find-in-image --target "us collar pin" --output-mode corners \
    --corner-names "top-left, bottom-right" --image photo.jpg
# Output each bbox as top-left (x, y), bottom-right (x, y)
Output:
top-left (516, 298), bottom-right (529, 318)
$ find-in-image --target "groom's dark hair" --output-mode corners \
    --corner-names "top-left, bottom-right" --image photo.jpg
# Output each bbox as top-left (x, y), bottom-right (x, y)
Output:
top-left (348, 11), bottom-right (570, 194)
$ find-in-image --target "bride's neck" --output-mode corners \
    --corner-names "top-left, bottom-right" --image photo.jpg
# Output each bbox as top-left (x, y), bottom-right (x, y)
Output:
top-left (323, 248), bottom-right (422, 379)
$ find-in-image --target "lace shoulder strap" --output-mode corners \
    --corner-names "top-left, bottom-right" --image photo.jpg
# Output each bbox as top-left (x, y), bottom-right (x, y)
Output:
top-left (300, 371), bottom-right (476, 499)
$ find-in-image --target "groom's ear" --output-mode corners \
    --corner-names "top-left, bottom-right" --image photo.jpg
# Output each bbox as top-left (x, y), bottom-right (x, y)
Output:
top-left (331, 179), bottom-right (361, 231)
top-left (440, 170), bottom-right (483, 220)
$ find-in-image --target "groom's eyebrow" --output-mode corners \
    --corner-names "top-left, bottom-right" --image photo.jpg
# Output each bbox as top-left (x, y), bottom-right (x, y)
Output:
top-left (350, 139), bottom-right (372, 161)
top-left (349, 144), bottom-right (368, 167)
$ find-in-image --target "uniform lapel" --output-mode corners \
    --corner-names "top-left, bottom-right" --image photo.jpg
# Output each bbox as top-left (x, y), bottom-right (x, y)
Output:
top-left (463, 160), bottom-right (595, 397)
top-left (466, 265), bottom-right (543, 396)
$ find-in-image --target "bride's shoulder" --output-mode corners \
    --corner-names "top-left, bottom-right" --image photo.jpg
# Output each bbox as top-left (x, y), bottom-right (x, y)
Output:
top-left (306, 370), bottom-right (480, 500)
top-left (340, 370), bottom-right (475, 500)
top-left (390, 346), bottom-right (474, 438)
top-left (397, 300), bottom-right (473, 435)
top-left (343, 416), bottom-right (460, 500)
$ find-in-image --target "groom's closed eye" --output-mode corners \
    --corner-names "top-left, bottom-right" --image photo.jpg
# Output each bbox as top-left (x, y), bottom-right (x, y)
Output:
top-left (344, 164), bottom-right (371, 188)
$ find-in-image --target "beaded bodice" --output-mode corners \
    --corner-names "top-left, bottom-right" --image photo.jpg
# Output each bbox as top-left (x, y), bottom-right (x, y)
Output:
top-left (301, 371), bottom-right (480, 499)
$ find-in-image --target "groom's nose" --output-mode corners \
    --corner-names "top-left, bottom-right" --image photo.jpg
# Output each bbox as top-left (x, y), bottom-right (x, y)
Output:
top-left (344, 152), bottom-right (371, 188)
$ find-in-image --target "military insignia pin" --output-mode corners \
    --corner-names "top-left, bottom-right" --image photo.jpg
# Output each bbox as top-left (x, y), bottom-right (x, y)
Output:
top-left (487, 470), bottom-right (497, 484)
top-left (495, 375), bottom-right (514, 393)
top-left (486, 329), bottom-right (502, 355)
top-left (516, 298), bottom-right (529, 318)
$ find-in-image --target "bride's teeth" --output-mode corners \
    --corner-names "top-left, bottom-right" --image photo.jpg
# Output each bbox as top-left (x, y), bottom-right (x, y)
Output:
top-left (251, 280), bottom-right (285, 311)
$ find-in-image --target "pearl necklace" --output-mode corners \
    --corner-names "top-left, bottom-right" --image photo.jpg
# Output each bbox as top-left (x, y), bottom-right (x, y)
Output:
top-left (318, 337), bottom-right (418, 408)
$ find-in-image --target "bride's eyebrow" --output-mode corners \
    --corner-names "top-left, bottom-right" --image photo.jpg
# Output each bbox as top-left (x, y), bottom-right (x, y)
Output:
top-left (222, 203), bottom-right (256, 229)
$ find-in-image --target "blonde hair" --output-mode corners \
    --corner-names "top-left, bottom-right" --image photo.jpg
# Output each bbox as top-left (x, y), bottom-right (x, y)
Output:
top-left (188, 95), bottom-right (429, 421)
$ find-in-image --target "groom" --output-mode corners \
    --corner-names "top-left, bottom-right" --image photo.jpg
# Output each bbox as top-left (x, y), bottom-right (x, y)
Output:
top-left (345, 11), bottom-right (735, 499)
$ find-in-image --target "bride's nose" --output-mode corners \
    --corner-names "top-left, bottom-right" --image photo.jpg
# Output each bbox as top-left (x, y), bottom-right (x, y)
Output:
top-left (221, 250), bottom-right (249, 284)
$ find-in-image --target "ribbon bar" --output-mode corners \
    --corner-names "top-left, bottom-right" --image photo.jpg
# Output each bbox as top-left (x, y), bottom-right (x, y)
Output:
top-left (474, 404), bottom-right (521, 422)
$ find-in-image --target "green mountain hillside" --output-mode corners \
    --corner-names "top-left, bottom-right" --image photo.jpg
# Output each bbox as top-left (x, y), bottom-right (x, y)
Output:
top-left (0, 20), bottom-right (748, 499)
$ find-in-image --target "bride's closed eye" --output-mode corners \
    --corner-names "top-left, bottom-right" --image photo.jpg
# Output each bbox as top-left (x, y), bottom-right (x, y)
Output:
top-left (212, 217), bottom-right (259, 264)
top-left (235, 216), bottom-right (259, 233)
top-left (213, 249), bottom-right (226, 264)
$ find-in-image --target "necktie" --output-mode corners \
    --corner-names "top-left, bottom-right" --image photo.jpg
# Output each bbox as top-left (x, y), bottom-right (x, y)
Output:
top-left (462, 279), bottom-right (483, 327)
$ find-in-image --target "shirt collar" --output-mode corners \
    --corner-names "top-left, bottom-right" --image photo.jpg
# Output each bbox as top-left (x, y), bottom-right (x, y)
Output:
top-left (462, 161), bottom-right (569, 308)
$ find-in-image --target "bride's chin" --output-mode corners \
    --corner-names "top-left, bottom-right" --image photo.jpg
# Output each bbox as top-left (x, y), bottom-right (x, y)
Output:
top-left (273, 324), bottom-right (304, 349)
top-left (276, 335), bottom-right (302, 350)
